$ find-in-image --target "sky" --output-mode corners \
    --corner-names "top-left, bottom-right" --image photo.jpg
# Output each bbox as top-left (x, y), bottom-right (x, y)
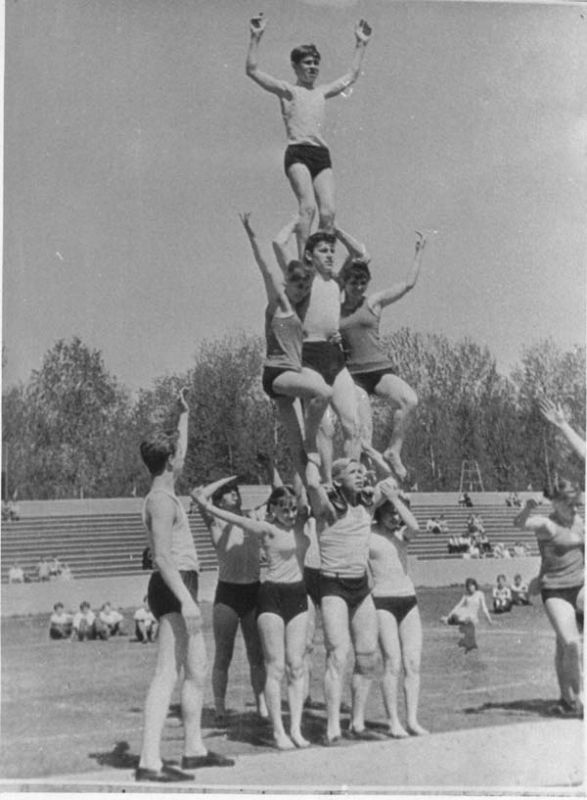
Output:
top-left (2, 0), bottom-right (586, 393)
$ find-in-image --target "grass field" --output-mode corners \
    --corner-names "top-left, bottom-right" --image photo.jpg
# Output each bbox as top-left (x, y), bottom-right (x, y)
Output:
top-left (0, 585), bottom-right (568, 781)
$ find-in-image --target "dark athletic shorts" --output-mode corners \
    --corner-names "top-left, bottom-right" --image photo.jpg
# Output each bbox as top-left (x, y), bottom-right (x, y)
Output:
top-left (351, 367), bottom-right (397, 396)
top-left (257, 580), bottom-right (308, 624)
top-left (284, 144), bottom-right (332, 180)
top-left (304, 566), bottom-right (322, 608)
top-left (214, 580), bottom-right (260, 618)
top-left (262, 366), bottom-right (296, 401)
top-left (541, 585), bottom-right (583, 612)
top-left (148, 570), bottom-right (199, 621)
top-left (302, 341), bottom-right (346, 387)
top-left (374, 594), bottom-right (418, 624)
top-left (320, 571), bottom-right (371, 611)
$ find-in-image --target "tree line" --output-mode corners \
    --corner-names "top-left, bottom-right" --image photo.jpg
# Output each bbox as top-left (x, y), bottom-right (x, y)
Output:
top-left (2, 332), bottom-right (584, 499)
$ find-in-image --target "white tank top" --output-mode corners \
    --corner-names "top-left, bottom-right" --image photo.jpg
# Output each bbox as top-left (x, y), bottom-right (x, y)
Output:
top-left (318, 504), bottom-right (371, 576)
top-left (142, 488), bottom-right (199, 572)
top-left (302, 277), bottom-right (341, 341)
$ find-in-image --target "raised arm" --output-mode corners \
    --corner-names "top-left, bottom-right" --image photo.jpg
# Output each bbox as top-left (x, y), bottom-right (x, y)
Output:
top-left (335, 225), bottom-right (370, 276)
top-left (240, 212), bottom-right (290, 310)
top-left (513, 498), bottom-right (555, 539)
top-left (539, 397), bottom-right (586, 460)
top-left (370, 232), bottom-right (426, 312)
top-left (191, 484), bottom-right (270, 537)
top-left (382, 484), bottom-right (420, 538)
top-left (305, 456), bottom-right (335, 524)
top-left (323, 19), bottom-right (372, 99)
top-left (246, 14), bottom-right (289, 96)
top-left (272, 216), bottom-right (299, 275)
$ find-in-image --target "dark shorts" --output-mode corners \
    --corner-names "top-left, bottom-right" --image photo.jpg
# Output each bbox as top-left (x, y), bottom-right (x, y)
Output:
top-left (284, 144), bottom-right (332, 180)
top-left (320, 571), bottom-right (371, 612)
top-left (302, 341), bottom-right (346, 387)
top-left (351, 367), bottom-right (397, 396)
top-left (257, 580), bottom-right (308, 625)
top-left (304, 566), bottom-right (322, 608)
top-left (262, 366), bottom-right (296, 400)
top-left (541, 585), bottom-right (583, 612)
top-left (374, 594), bottom-right (418, 624)
top-left (214, 580), bottom-right (260, 618)
top-left (147, 570), bottom-right (199, 621)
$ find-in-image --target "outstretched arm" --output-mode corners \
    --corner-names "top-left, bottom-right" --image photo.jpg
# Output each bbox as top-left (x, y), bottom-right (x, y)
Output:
top-left (305, 457), bottom-right (335, 524)
top-left (370, 232), bottom-right (426, 312)
top-left (176, 387), bottom-right (189, 463)
top-left (246, 14), bottom-right (289, 96)
top-left (191, 484), bottom-right (270, 537)
top-left (273, 216), bottom-right (299, 275)
top-left (323, 19), bottom-right (373, 98)
top-left (240, 212), bottom-right (289, 310)
top-left (539, 397), bottom-right (586, 460)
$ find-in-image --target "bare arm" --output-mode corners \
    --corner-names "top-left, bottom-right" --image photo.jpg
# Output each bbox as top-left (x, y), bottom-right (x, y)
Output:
top-left (192, 487), bottom-right (271, 537)
top-left (513, 499), bottom-right (553, 537)
top-left (305, 457), bottom-right (336, 524)
top-left (335, 225), bottom-right (370, 263)
top-left (273, 216), bottom-right (299, 275)
top-left (369, 232), bottom-right (426, 312)
top-left (246, 14), bottom-right (290, 96)
top-left (240, 212), bottom-right (289, 309)
top-left (323, 20), bottom-right (372, 99)
top-left (176, 387), bottom-right (189, 462)
top-left (479, 592), bottom-right (493, 625)
top-left (539, 397), bottom-right (586, 460)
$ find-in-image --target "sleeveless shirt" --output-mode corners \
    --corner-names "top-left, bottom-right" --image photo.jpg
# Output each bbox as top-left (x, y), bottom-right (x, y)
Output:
top-left (264, 304), bottom-right (302, 371)
top-left (538, 514), bottom-right (584, 590)
top-left (142, 488), bottom-right (199, 572)
top-left (339, 298), bottom-right (394, 373)
top-left (318, 503), bottom-right (371, 576)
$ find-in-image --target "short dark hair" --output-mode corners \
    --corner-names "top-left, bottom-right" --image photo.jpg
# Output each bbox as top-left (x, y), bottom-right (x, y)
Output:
top-left (304, 231), bottom-right (336, 261)
top-left (290, 44), bottom-right (321, 65)
top-left (339, 259), bottom-right (371, 286)
top-left (53, 602), bottom-right (64, 612)
top-left (286, 260), bottom-right (314, 282)
top-left (544, 477), bottom-right (582, 502)
top-left (267, 485), bottom-right (297, 515)
top-left (212, 479), bottom-right (241, 506)
top-left (140, 430), bottom-right (179, 476)
top-left (465, 578), bottom-right (478, 591)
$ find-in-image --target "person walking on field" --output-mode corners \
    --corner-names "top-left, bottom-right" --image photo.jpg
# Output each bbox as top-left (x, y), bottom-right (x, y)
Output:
top-left (136, 389), bottom-right (234, 783)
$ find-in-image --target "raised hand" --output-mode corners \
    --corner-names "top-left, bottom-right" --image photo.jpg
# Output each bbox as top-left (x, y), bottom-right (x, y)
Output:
top-left (538, 396), bottom-right (566, 428)
top-left (355, 19), bottom-right (372, 45)
top-left (250, 13), bottom-right (267, 37)
top-left (239, 211), bottom-right (254, 235)
top-left (415, 231), bottom-right (427, 253)
top-left (177, 387), bottom-right (189, 413)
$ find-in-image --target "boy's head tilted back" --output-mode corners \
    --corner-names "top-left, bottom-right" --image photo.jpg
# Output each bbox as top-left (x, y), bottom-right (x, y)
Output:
top-left (140, 430), bottom-right (179, 476)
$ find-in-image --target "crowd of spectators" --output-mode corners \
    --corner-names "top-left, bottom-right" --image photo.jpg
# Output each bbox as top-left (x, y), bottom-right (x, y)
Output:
top-left (48, 598), bottom-right (157, 643)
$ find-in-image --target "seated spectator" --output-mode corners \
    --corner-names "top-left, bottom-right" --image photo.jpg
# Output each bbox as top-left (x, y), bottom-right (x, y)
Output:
top-left (58, 562), bottom-right (74, 581)
top-left (511, 574), bottom-right (531, 606)
top-left (49, 602), bottom-right (73, 639)
top-left (511, 540), bottom-right (530, 557)
top-left (48, 556), bottom-right (63, 579)
top-left (492, 574), bottom-right (513, 613)
top-left (477, 530), bottom-right (492, 557)
top-left (426, 516), bottom-right (442, 534)
top-left (134, 596), bottom-right (158, 643)
top-left (493, 542), bottom-right (511, 559)
top-left (512, 493), bottom-right (522, 507)
top-left (72, 601), bottom-right (108, 641)
top-left (463, 540), bottom-right (480, 559)
top-left (8, 563), bottom-right (25, 584)
top-left (448, 534), bottom-right (470, 554)
top-left (438, 514), bottom-right (449, 534)
top-left (467, 514), bottom-right (485, 535)
top-left (98, 602), bottom-right (125, 636)
top-left (37, 557), bottom-right (51, 582)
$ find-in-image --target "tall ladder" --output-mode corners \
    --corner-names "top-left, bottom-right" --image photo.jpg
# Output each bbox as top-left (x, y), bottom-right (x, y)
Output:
top-left (459, 460), bottom-right (484, 493)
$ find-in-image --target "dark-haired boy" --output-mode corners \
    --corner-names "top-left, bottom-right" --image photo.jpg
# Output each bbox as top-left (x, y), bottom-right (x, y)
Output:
top-left (136, 389), bottom-right (234, 783)
top-left (246, 14), bottom-right (372, 256)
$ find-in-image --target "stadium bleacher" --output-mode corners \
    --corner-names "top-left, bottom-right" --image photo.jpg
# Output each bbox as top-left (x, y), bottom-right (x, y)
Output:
top-left (1, 500), bottom-right (556, 583)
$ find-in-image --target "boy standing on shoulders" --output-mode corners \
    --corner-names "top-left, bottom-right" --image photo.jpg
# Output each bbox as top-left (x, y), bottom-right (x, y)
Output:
top-left (136, 389), bottom-right (234, 783)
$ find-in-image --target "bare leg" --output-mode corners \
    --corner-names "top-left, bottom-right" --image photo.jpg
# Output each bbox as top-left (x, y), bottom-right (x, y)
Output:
top-left (258, 613), bottom-right (294, 749)
top-left (313, 167), bottom-right (335, 232)
top-left (303, 598), bottom-right (317, 704)
top-left (374, 374), bottom-right (417, 481)
top-left (285, 611), bottom-right (310, 748)
top-left (273, 369), bottom-right (332, 460)
top-left (182, 622), bottom-right (209, 756)
top-left (212, 603), bottom-right (239, 719)
top-left (241, 608), bottom-right (269, 718)
top-left (399, 606), bottom-right (428, 735)
top-left (286, 164), bottom-right (317, 258)
top-left (544, 598), bottom-right (583, 707)
top-left (349, 595), bottom-right (378, 733)
top-left (321, 595), bottom-right (351, 741)
top-left (377, 608), bottom-right (408, 737)
top-left (331, 368), bottom-right (360, 461)
top-left (139, 613), bottom-right (182, 770)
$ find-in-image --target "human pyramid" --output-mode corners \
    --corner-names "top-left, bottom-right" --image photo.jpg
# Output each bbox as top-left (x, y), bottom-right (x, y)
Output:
top-left (133, 14), bottom-right (583, 784)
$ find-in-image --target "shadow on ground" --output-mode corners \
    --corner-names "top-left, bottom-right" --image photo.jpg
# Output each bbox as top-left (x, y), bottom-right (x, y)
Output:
top-left (463, 697), bottom-right (562, 718)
